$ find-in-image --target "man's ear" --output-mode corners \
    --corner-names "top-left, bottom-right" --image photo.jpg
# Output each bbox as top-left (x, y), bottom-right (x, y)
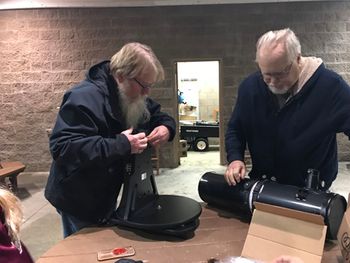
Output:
top-left (297, 54), bottom-right (301, 64)
top-left (116, 74), bottom-right (125, 84)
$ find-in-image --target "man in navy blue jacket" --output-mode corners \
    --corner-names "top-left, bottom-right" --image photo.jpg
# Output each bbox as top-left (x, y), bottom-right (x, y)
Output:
top-left (45, 43), bottom-right (176, 237)
top-left (225, 28), bottom-right (350, 190)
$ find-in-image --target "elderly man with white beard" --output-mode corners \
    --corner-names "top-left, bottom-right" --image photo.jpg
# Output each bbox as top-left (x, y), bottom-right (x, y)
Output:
top-left (225, 28), bottom-right (350, 190)
top-left (45, 43), bottom-right (176, 238)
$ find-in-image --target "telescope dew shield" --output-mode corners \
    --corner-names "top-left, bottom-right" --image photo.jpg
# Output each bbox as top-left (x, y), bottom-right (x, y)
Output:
top-left (198, 172), bottom-right (347, 240)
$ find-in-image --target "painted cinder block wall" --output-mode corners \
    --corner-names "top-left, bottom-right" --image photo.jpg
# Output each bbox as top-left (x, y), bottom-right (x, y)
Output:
top-left (0, 1), bottom-right (349, 171)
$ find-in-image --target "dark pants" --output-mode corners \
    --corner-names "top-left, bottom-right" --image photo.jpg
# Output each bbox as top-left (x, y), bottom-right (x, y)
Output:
top-left (57, 210), bottom-right (94, 238)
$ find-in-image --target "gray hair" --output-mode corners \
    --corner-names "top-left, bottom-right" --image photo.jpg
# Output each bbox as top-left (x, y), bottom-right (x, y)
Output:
top-left (110, 42), bottom-right (164, 82)
top-left (255, 28), bottom-right (301, 63)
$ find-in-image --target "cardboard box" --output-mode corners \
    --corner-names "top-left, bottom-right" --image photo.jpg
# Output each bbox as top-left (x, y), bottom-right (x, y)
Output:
top-left (241, 202), bottom-right (327, 263)
top-left (337, 194), bottom-right (350, 262)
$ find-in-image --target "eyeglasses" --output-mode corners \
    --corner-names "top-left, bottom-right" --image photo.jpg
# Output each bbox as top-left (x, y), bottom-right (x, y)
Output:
top-left (132, 78), bottom-right (154, 90)
top-left (261, 61), bottom-right (294, 80)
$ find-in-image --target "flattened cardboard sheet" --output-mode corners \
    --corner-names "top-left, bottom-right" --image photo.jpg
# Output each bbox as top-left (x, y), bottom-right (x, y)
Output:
top-left (242, 202), bottom-right (327, 263)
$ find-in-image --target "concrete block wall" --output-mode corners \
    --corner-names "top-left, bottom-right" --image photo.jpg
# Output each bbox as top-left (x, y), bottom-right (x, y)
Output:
top-left (0, 1), bottom-right (349, 171)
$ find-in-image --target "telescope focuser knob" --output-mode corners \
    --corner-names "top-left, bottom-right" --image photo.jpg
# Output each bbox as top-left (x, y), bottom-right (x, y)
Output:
top-left (306, 168), bottom-right (320, 190)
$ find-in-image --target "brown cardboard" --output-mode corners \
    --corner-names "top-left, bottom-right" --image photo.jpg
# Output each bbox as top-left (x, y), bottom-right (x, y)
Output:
top-left (337, 194), bottom-right (350, 262)
top-left (242, 202), bottom-right (327, 263)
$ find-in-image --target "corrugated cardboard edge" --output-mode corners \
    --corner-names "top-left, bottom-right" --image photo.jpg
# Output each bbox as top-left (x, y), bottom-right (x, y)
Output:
top-left (242, 202), bottom-right (326, 263)
top-left (254, 202), bottom-right (324, 225)
top-left (337, 193), bottom-right (350, 263)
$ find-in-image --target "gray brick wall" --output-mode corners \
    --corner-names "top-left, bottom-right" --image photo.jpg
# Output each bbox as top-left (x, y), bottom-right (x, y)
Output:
top-left (0, 1), bottom-right (349, 171)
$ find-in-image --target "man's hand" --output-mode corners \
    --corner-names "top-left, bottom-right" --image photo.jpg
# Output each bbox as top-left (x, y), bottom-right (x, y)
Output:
top-left (224, 160), bottom-right (246, 186)
top-left (147, 125), bottom-right (170, 147)
top-left (121, 128), bottom-right (148, 154)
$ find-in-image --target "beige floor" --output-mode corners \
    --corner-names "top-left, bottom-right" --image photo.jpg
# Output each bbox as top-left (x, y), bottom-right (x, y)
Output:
top-left (17, 149), bottom-right (350, 261)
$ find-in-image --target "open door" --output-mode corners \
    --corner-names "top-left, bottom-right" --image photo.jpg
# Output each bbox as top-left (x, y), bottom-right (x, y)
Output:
top-left (175, 60), bottom-right (223, 165)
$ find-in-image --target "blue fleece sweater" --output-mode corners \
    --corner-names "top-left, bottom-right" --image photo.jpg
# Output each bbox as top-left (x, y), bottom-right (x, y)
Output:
top-left (225, 64), bottom-right (350, 189)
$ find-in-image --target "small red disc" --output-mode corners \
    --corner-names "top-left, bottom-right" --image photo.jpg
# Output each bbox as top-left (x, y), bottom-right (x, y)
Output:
top-left (113, 248), bottom-right (127, 255)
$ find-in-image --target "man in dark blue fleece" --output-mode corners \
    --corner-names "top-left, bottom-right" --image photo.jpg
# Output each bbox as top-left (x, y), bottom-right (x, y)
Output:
top-left (45, 43), bottom-right (176, 237)
top-left (225, 28), bottom-right (350, 190)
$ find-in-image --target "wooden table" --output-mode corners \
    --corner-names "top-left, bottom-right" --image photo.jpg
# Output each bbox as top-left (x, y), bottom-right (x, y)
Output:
top-left (37, 206), bottom-right (342, 263)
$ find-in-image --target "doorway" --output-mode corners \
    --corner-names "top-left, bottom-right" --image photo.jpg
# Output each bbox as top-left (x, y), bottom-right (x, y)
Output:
top-left (175, 60), bottom-right (223, 166)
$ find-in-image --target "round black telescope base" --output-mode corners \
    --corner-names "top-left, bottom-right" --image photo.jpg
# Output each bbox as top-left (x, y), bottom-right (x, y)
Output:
top-left (113, 195), bottom-right (202, 238)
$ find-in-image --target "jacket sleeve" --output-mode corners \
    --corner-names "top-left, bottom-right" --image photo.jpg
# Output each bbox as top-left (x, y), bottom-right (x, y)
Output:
top-left (50, 87), bottom-right (130, 170)
top-left (331, 76), bottom-right (350, 140)
top-left (225, 84), bottom-right (247, 164)
top-left (147, 98), bottom-right (176, 141)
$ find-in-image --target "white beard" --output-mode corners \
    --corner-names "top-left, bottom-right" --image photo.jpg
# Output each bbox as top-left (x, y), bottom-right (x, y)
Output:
top-left (268, 85), bottom-right (290, 95)
top-left (119, 88), bottom-right (150, 128)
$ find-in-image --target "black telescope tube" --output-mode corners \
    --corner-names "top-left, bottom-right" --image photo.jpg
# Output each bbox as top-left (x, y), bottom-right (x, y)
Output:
top-left (198, 172), bottom-right (347, 240)
top-left (198, 172), bottom-right (255, 215)
top-left (255, 180), bottom-right (347, 239)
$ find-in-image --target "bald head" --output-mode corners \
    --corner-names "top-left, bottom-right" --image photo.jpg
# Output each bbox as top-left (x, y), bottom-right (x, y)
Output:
top-left (258, 41), bottom-right (290, 72)
top-left (256, 28), bottom-right (301, 65)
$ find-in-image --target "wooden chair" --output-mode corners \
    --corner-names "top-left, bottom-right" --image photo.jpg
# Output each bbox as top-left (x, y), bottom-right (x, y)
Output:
top-left (151, 148), bottom-right (160, 176)
top-left (0, 161), bottom-right (26, 192)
